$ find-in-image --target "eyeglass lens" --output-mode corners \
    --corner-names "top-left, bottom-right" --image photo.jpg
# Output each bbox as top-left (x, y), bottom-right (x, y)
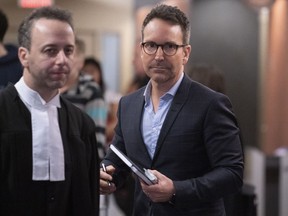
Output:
top-left (143, 42), bottom-right (180, 56)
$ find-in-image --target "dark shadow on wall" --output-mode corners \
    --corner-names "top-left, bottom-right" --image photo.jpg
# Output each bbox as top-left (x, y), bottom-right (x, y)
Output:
top-left (189, 0), bottom-right (259, 148)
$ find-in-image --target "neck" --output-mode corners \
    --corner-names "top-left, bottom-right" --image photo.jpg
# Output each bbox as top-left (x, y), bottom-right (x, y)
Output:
top-left (150, 82), bottom-right (169, 113)
top-left (59, 72), bottom-right (78, 94)
top-left (23, 72), bottom-right (59, 103)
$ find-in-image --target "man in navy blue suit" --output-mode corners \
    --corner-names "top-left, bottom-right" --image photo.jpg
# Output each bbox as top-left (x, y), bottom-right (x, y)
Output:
top-left (100, 4), bottom-right (243, 216)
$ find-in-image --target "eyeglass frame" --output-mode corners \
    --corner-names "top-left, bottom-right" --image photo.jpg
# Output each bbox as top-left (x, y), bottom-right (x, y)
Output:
top-left (141, 41), bottom-right (187, 56)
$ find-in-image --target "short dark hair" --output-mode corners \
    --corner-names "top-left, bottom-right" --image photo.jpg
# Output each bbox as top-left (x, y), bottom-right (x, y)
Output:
top-left (18, 6), bottom-right (74, 50)
top-left (0, 8), bottom-right (8, 42)
top-left (141, 4), bottom-right (190, 44)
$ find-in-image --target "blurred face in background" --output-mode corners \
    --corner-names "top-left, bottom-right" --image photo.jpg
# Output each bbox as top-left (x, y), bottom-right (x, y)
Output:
top-left (69, 45), bottom-right (85, 82)
top-left (82, 63), bottom-right (101, 84)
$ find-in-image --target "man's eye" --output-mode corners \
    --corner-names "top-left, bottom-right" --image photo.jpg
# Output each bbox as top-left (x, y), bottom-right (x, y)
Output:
top-left (45, 48), bottom-right (58, 56)
top-left (65, 48), bottom-right (74, 55)
top-left (146, 42), bottom-right (156, 48)
top-left (164, 44), bottom-right (176, 50)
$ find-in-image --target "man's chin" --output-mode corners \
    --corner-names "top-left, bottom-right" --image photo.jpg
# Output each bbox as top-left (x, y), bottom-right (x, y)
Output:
top-left (49, 79), bottom-right (67, 90)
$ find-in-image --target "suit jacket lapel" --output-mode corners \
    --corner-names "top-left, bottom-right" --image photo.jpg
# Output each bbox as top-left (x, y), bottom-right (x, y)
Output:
top-left (133, 89), bottom-right (148, 153)
top-left (153, 76), bottom-right (191, 160)
top-left (134, 89), bottom-right (146, 123)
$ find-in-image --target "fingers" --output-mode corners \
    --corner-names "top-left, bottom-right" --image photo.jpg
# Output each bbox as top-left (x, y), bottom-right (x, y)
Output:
top-left (100, 178), bottom-right (116, 194)
top-left (105, 165), bottom-right (116, 174)
top-left (141, 171), bottom-right (175, 203)
top-left (100, 167), bottom-right (113, 181)
top-left (99, 165), bottom-right (116, 194)
top-left (100, 169), bottom-right (113, 185)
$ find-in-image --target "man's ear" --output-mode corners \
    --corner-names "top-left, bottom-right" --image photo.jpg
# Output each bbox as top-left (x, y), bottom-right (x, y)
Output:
top-left (183, 45), bottom-right (191, 65)
top-left (18, 47), bottom-right (29, 67)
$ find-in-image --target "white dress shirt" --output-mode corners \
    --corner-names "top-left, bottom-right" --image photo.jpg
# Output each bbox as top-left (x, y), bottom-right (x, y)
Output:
top-left (15, 78), bottom-right (65, 181)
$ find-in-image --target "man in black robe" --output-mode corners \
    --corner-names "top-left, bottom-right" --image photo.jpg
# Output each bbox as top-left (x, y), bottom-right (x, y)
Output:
top-left (0, 6), bottom-right (99, 216)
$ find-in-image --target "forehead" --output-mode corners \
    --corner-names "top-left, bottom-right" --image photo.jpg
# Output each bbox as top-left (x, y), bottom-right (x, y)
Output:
top-left (84, 63), bottom-right (98, 71)
top-left (31, 18), bottom-right (75, 46)
top-left (143, 18), bottom-right (183, 43)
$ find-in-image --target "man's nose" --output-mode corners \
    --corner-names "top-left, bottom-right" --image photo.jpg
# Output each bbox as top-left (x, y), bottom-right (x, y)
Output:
top-left (155, 46), bottom-right (164, 60)
top-left (55, 50), bottom-right (67, 64)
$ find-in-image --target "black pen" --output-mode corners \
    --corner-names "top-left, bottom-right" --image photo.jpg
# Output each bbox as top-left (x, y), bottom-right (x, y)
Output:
top-left (101, 163), bottom-right (112, 186)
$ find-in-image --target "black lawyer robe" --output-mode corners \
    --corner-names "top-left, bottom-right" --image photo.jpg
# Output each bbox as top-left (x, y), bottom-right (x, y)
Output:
top-left (0, 85), bottom-right (99, 216)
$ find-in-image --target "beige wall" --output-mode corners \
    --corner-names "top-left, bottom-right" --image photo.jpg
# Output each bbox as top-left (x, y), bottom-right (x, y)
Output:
top-left (1, 0), bottom-right (134, 93)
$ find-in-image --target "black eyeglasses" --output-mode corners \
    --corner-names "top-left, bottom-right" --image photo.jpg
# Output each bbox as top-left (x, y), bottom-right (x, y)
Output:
top-left (141, 42), bottom-right (187, 56)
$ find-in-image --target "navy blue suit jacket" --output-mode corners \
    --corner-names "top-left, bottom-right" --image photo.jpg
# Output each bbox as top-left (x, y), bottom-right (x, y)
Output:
top-left (104, 75), bottom-right (243, 216)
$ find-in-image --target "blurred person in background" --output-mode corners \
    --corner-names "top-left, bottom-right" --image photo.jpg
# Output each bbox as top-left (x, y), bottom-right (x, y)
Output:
top-left (186, 63), bottom-right (226, 94)
top-left (82, 57), bottom-right (122, 149)
top-left (0, 8), bottom-right (22, 90)
top-left (83, 57), bottom-right (124, 216)
top-left (60, 38), bottom-right (107, 159)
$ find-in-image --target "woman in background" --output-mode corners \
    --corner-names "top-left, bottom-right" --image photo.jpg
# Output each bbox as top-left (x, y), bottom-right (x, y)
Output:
top-left (82, 57), bottom-right (122, 149)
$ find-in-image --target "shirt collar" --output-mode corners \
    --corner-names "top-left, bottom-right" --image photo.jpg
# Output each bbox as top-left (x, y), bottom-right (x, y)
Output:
top-left (15, 77), bottom-right (61, 109)
top-left (143, 72), bottom-right (184, 103)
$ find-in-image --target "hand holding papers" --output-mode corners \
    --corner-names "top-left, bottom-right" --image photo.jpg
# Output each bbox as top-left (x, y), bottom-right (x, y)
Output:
top-left (110, 144), bottom-right (158, 185)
